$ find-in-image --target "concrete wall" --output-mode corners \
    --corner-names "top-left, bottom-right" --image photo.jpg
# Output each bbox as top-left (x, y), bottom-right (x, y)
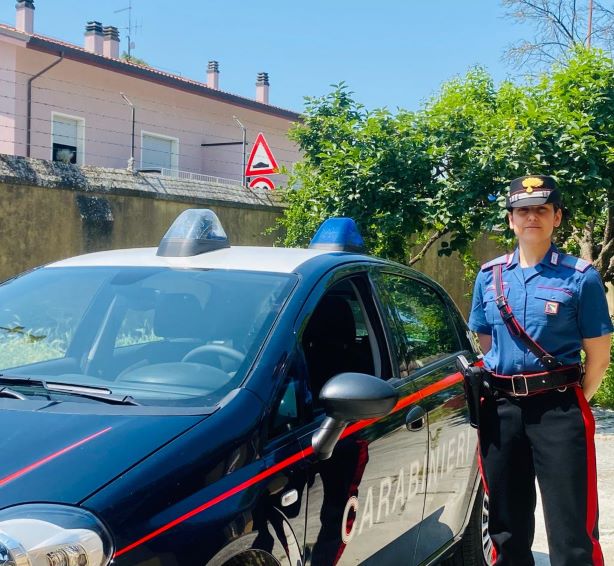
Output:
top-left (0, 182), bottom-right (283, 281)
top-left (412, 235), bottom-right (505, 318)
top-left (0, 155), bottom-right (284, 281)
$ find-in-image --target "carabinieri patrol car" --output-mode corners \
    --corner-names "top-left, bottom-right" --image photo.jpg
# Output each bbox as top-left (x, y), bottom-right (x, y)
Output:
top-left (0, 210), bottom-right (487, 566)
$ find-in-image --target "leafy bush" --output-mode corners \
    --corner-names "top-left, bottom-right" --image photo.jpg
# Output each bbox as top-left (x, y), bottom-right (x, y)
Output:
top-left (593, 348), bottom-right (614, 409)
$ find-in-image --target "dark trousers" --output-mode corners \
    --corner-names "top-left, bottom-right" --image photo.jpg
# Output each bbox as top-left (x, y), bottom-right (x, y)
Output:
top-left (479, 386), bottom-right (603, 566)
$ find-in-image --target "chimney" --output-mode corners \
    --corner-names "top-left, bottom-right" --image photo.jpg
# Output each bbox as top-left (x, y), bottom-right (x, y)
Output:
top-left (256, 72), bottom-right (269, 104)
top-left (103, 26), bottom-right (120, 58)
top-left (207, 60), bottom-right (219, 90)
top-left (15, 0), bottom-right (34, 34)
top-left (84, 21), bottom-right (104, 55)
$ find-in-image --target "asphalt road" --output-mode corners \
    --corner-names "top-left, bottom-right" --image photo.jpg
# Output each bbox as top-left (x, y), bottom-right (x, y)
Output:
top-left (532, 407), bottom-right (614, 564)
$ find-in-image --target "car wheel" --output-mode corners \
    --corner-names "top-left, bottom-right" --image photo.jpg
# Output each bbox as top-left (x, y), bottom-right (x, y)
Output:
top-left (447, 485), bottom-right (494, 565)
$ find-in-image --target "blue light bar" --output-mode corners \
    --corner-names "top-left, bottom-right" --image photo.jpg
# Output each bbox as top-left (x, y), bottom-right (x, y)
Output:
top-left (157, 209), bottom-right (230, 257)
top-left (308, 217), bottom-right (365, 253)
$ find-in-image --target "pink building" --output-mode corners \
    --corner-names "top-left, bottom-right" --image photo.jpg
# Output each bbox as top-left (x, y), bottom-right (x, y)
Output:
top-left (0, 0), bottom-right (300, 186)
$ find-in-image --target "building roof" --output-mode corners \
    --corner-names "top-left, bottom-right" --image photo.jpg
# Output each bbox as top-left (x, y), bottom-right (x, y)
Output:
top-left (0, 22), bottom-right (300, 121)
top-left (47, 246), bottom-right (330, 274)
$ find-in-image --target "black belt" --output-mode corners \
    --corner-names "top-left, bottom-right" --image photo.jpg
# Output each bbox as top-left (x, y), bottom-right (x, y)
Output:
top-left (488, 365), bottom-right (583, 397)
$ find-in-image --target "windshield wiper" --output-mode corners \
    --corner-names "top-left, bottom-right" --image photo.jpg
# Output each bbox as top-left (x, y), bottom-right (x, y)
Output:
top-left (0, 386), bottom-right (26, 400)
top-left (0, 375), bottom-right (140, 406)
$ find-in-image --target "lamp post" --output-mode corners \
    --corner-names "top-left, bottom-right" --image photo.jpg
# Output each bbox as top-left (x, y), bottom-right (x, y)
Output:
top-left (120, 92), bottom-right (135, 172)
top-left (233, 116), bottom-right (247, 186)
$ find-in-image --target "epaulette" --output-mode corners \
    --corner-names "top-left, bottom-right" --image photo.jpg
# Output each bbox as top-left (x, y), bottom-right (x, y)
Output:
top-left (559, 254), bottom-right (592, 273)
top-left (480, 254), bottom-right (509, 271)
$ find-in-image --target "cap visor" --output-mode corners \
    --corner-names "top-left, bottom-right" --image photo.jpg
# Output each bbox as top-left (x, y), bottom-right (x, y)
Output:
top-left (509, 196), bottom-right (551, 208)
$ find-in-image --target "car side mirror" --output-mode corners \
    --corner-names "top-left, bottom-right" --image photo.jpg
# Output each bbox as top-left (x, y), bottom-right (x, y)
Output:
top-left (312, 372), bottom-right (399, 460)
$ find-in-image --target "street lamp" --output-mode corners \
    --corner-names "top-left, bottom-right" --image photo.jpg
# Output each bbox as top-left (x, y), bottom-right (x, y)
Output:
top-left (120, 92), bottom-right (135, 172)
top-left (233, 116), bottom-right (247, 187)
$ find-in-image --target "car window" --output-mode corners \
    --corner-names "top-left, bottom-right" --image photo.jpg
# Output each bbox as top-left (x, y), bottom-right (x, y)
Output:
top-left (375, 272), bottom-right (461, 376)
top-left (269, 360), bottom-right (304, 439)
top-left (0, 266), bottom-right (296, 407)
top-left (115, 308), bottom-right (162, 347)
top-left (301, 278), bottom-right (379, 408)
top-left (0, 269), bottom-right (106, 369)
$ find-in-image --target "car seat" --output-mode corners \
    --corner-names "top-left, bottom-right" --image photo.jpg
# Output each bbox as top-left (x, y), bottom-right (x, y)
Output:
top-left (302, 295), bottom-right (372, 402)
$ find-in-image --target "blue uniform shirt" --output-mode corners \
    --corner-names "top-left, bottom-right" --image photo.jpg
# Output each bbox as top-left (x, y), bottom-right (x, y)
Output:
top-left (468, 245), bottom-right (613, 375)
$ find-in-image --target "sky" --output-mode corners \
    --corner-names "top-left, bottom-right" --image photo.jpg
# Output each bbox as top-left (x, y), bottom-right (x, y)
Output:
top-left (0, 1), bottom-right (534, 113)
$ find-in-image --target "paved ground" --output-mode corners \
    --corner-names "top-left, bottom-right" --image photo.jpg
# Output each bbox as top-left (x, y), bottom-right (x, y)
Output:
top-left (532, 407), bottom-right (614, 564)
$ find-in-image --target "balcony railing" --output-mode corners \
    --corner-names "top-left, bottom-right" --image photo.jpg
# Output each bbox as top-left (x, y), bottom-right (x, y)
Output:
top-left (154, 168), bottom-right (244, 187)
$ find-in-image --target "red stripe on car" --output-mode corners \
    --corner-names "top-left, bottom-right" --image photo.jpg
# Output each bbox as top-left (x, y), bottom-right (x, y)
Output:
top-left (115, 371), bottom-right (465, 558)
top-left (0, 427), bottom-right (112, 488)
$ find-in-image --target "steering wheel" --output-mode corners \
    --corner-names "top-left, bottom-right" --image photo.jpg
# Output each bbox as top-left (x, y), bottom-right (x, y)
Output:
top-left (181, 344), bottom-right (245, 365)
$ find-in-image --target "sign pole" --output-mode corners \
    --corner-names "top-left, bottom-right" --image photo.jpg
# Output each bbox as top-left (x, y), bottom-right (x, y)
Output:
top-left (233, 116), bottom-right (247, 187)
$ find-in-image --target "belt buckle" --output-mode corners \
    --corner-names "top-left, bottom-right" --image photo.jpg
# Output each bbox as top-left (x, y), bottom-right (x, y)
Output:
top-left (511, 374), bottom-right (529, 396)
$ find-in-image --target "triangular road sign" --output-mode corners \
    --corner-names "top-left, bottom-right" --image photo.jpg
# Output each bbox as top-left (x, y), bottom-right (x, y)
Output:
top-left (245, 132), bottom-right (279, 176)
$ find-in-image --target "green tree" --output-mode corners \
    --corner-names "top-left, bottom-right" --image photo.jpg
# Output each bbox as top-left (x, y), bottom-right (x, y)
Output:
top-left (280, 48), bottom-right (614, 284)
top-left (281, 85), bottom-right (435, 264)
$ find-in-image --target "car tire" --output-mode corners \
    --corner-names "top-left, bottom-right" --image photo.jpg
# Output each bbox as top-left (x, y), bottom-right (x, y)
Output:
top-left (446, 485), bottom-right (494, 565)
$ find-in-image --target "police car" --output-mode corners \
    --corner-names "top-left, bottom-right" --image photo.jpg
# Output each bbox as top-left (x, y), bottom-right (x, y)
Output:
top-left (0, 210), bottom-right (488, 566)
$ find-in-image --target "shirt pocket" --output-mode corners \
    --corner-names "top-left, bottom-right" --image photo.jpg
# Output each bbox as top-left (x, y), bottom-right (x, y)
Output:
top-left (531, 286), bottom-right (575, 327)
top-left (483, 286), bottom-right (510, 326)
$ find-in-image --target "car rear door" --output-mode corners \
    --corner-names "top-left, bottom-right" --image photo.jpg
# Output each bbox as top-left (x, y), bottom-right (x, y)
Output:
top-left (292, 267), bottom-right (429, 565)
top-left (372, 269), bottom-right (480, 564)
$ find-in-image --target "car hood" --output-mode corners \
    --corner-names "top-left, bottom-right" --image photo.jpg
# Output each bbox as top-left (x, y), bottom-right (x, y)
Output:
top-left (0, 401), bottom-right (206, 507)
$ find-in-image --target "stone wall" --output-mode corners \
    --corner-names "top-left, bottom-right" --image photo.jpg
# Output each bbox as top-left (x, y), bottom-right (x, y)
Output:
top-left (0, 154), bottom-right (284, 280)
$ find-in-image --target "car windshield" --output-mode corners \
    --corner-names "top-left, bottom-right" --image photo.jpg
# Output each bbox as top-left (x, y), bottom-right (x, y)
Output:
top-left (0, 266), bottom-right (295, 407)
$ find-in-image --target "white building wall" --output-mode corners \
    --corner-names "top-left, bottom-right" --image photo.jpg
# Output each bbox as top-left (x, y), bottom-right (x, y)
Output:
top-left (9, 45), bottom-right (299, 187)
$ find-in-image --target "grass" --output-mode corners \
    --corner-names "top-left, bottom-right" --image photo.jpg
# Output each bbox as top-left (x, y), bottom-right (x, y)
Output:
top-left (0, 334), bottom-right (66, 369)
top-left (0, 325), bottom-right (161, 371)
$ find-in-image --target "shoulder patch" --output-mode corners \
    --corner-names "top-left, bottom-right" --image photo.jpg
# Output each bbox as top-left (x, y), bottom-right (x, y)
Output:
top-left (481, 254), bottom-right (509, 271)
top-left (560, 254), bottom-right (592, 273)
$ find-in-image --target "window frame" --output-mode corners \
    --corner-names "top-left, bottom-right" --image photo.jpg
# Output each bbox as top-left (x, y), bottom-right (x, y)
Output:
top-left (50, 112), bottom-right (85, 165)
top-left (371, 267), bottom-right (468, 382)
top-left (288, 267), bottom-right (392, 424)
top-left (140, 130), bottom-right (179, 171)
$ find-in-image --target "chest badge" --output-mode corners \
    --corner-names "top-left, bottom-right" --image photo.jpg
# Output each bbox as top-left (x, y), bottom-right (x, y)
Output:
top-left (545, 301), bottom-right (559, 315)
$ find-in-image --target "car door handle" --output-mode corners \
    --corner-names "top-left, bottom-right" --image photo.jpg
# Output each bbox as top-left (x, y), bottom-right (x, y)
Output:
top-left (405, 405), bottom-right (426, 431)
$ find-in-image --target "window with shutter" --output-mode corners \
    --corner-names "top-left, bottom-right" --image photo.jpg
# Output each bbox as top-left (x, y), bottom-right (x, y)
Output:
top-left (51, 113), bottom-right (84, 165)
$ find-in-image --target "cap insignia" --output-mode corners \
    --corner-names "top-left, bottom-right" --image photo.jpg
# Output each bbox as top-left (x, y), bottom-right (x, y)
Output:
top-left (522, 177), bottom-right (544, 191)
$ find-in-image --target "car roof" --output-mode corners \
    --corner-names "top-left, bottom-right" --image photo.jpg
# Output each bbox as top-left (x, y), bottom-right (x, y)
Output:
top-left (46, 246), bottom-right (339, 274)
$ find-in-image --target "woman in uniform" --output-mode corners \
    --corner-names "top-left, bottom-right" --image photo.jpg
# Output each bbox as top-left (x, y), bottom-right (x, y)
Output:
top-left (468, 175), bottom-right (612, 566)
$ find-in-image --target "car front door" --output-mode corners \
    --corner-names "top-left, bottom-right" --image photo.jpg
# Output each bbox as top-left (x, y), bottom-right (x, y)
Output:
top-left (293, 268), bottom-right (429, 565)
top-left (373, 269), bottom-right (480, 565)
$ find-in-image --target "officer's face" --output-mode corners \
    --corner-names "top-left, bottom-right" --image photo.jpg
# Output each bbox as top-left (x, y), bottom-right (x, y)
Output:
top-left (508, 204), bottom-right (562, 243)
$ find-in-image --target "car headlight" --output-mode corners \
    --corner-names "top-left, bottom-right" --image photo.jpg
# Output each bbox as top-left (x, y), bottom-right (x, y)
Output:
top-left (0, 505), bottom-right (113, 566)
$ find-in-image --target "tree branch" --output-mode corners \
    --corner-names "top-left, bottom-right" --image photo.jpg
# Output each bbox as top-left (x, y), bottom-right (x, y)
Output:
top-left (578, 219), bottom-right (595, 261)
top-left (407, 230), bottom-right (446, 266)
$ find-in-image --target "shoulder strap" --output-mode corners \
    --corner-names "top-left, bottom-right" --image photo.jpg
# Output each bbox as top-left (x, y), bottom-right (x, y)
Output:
top-left (559, 254), bottom-right (591, 273)
top-left (481, 254), bottom-right (509, 272)
top-left (493, 264), bottom-right (561, 370)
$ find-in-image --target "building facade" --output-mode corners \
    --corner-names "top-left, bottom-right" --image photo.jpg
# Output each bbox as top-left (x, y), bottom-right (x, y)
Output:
top-left (0, 1), bottom-right (301, 186)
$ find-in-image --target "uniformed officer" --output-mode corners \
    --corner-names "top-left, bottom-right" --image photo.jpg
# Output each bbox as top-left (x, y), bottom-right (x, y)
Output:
top-left (468, 175), bottom-right (613, 566)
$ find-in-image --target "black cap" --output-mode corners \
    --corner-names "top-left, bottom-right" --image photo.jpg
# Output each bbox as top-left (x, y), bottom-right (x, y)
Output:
top-left (506, 175), bottom-right (561, 209)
